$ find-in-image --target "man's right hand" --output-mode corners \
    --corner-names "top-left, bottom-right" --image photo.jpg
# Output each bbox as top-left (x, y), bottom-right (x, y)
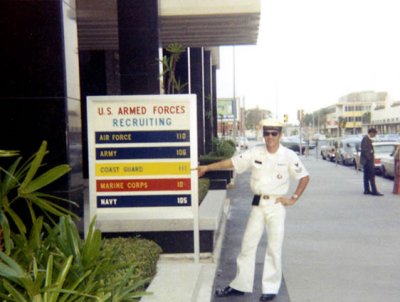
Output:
top-left (194, 165), bottom-right (208, 177)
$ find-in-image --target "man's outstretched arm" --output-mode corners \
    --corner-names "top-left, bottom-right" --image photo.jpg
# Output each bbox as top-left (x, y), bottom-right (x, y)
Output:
top-left (195, 159), bottom-right (234, 177)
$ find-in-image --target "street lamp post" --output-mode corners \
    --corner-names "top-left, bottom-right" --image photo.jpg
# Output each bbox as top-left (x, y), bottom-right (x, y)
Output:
top-left (232, 46), bottom-right (237, 141)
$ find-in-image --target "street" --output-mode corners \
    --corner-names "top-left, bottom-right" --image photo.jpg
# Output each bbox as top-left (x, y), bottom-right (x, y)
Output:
top-left (212, 154), bottom-right (400, 302)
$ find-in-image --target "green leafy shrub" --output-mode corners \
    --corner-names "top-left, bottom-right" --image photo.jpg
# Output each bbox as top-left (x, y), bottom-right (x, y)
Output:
top-left (199, 155), bottom-right (226, 165)
top-left (101, 237), bottom-right (162, 288)
top-left (199, 138), bottom-right (236, 165)
top-left (0, 141), bottom-right (162, 301)
top-left (0, 216), bottom-right (162, 301)
top-left (212, 139), bottom-right (236, 157)
top-left (0, 140), bottom-right (77, 254)
top-left (198, 178), bottom-right (210, 205)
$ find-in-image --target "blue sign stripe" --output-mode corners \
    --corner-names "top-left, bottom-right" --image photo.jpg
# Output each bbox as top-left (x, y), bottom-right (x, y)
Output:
top-left (97, 195), bottom-right (191, 207)
top-left (95, 130), bottom-right (190, 143)
top-left (96, 146), bottom-right (190, 159)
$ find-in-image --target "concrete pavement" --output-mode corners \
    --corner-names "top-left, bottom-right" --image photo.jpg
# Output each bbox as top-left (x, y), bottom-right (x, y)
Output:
top-left (283, 156), bottom-right (400, 302)
top-left (143, 155), bottom-right (400, 302)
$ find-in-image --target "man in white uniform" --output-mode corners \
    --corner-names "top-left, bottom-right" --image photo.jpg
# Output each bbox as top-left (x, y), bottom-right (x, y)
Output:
top-left (197, 118), bottom-right (310, 301)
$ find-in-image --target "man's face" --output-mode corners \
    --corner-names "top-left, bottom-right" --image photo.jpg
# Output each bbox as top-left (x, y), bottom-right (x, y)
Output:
top-left (369, 132), bottom-right (377, 138)
top-left (263, 128), bottom-right (282, 148)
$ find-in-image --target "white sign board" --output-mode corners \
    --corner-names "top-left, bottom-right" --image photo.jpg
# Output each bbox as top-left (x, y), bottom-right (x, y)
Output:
top-left (87, 94), bottom-right (199, 260)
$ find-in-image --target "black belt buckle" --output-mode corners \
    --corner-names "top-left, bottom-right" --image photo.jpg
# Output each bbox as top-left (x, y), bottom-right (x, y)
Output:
top-left (252, 195), bottom-right (261, 206)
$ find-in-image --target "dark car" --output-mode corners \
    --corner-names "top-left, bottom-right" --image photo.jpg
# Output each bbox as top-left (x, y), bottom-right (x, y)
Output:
top-left (337, 137), bottom-right (362, 166)
top-left (280, 136), bottom-right (307, 154)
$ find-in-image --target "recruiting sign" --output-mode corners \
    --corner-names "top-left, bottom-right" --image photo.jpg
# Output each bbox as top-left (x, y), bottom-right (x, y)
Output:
top-left (87, 95), bottom-right (199, 237)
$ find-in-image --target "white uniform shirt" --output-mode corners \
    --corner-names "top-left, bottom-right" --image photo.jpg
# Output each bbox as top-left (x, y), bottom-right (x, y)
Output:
top-left (231, 144), bottom-right (309, 196)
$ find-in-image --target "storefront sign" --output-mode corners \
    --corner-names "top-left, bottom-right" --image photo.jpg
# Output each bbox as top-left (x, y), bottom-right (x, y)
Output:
top-left (87, 95), bottom-right (199, 252)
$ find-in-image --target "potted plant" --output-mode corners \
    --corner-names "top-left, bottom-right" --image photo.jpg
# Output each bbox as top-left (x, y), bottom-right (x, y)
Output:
top-left (159, 42), bottom-right (188, 94)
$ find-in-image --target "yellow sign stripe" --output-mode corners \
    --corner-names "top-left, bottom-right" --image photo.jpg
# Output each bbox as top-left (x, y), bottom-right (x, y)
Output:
top-left (95, 162), bottom-right (191, 176)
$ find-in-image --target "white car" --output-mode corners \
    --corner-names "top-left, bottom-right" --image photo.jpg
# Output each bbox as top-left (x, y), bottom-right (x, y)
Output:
top-left (380, 144), bottom-right (400, 178)
top-left (235, 136), bottom-right (249, 150)
top-left (354, 141), bottom-right (399, 173)
top-left (373, 142), bottom-right (399, 175)
top-left (320, 138), bottom-right (338, 162)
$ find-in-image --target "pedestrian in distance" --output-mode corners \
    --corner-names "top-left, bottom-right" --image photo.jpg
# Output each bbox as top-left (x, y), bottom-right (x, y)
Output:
top-left (360, 128), bottom-right (384, 196)
top-left (196, 118), bottom-right (310, 301)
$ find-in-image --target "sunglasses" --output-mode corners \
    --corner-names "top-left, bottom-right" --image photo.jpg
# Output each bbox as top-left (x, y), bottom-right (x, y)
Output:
top-left (263, 131), bottom-right (279, 137)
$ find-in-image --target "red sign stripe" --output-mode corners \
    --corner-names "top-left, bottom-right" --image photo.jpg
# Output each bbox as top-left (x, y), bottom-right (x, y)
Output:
top-left (96, 178), bottom-right (191, 192)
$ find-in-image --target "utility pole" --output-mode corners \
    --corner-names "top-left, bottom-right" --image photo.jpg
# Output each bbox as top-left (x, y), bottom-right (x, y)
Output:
top-left (232, 46), bottom-right (237, 141)
top-left (297, 109), bottom-right (304, 155)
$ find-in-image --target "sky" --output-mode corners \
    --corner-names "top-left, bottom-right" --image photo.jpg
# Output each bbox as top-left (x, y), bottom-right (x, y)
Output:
top-left (216, 0), bottom-right (400, 124)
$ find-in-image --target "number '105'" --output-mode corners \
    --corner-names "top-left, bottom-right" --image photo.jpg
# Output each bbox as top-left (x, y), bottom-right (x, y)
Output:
top-left (177, 197), bottom-right (188, 204)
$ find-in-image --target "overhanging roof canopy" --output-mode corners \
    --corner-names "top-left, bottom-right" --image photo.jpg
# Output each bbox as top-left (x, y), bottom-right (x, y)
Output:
top-left (76, 0), bottom-right (260, 50)
top-left (160, 0), bottom-right (260, 47)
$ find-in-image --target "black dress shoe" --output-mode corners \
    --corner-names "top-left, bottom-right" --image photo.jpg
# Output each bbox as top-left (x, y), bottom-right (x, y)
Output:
top-left (260, 294), bottom-right (276, 301)
top-left (215, 286), bottom-right (244, 297)
top-left (371, 192), bottom-right (384, 196)
top-left (363, 191), bottom-right (371, 195)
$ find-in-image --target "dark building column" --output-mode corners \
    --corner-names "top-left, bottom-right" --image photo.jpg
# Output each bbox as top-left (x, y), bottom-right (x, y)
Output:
top-left (189, 48), bottom-right (205, 156)
top-left (212, 65), bottom-right (218, 139)
top-left (0, 0), bottom-right (83, 218)
top-left (204, 51), bottom-right (213, 154)
top-left (78, 51), bottom-right (107, 178)
top-left (117, 0), bottom-right (160, 94)
top-left (176, 49), bottom-right (190, 94)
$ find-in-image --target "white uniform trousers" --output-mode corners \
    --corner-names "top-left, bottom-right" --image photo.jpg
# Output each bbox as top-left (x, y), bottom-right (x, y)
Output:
top-left (229, 197), bottom-right (286, 294)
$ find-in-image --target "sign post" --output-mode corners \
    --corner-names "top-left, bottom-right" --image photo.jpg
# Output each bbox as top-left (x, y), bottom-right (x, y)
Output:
top-left (87, 94), bottom-right (199, 262)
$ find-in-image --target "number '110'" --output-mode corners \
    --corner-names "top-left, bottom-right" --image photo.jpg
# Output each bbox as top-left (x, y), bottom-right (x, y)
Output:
top-left (176, 132), bottom-right (187, 140)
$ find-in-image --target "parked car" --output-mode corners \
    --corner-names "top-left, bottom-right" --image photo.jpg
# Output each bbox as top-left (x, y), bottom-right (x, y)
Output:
top-left (305, 140), bottom-right (316, 150)
top-left (353, 147), bottom-right (362, 170)
top-left (337, 137), bottom-right (362, 166)
top-left (374, 142), bottom-right (400, 176)
top-left (235, 136), bottom-right (249, 150)
top-left (354, 141), bottom-right (399, 174)
top-left (313, 133), bottom-right (327, 141)
top-left (380, 152), bottom-right (396, 178)
top-left (280, 136), bottom-right (306, 154)
top-left (320, 138), bottom-right (337, 161)
top-left (377, 133), bottom-right (400, 142)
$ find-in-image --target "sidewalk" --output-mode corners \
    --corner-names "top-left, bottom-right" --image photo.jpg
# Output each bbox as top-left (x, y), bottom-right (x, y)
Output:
top-left (144, 156), bottom-right (400, 302)
top-left (282, 156), bottom-right (400, 302)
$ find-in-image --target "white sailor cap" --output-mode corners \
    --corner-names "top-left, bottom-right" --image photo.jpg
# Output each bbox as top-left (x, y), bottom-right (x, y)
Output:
top-left (260, 118), bottom-right (284, 130)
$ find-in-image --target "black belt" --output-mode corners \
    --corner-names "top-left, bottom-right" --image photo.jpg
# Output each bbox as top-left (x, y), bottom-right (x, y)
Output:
top-left (252, 194), bottom-right (271, 206)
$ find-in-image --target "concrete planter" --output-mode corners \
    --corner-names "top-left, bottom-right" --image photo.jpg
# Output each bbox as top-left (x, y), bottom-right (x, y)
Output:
top-left (98, 188), bottom-right (227, 254)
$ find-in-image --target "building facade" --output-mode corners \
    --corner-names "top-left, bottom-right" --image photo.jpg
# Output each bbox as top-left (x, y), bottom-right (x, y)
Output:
top-left (371, 101), bottom-right (400, 134)
top-left (320, 91), bottom-right (387, 137)
top-left (1, 0), bottom-right (260, 226)
top-left (338, 91), bottom-right (387, 135)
